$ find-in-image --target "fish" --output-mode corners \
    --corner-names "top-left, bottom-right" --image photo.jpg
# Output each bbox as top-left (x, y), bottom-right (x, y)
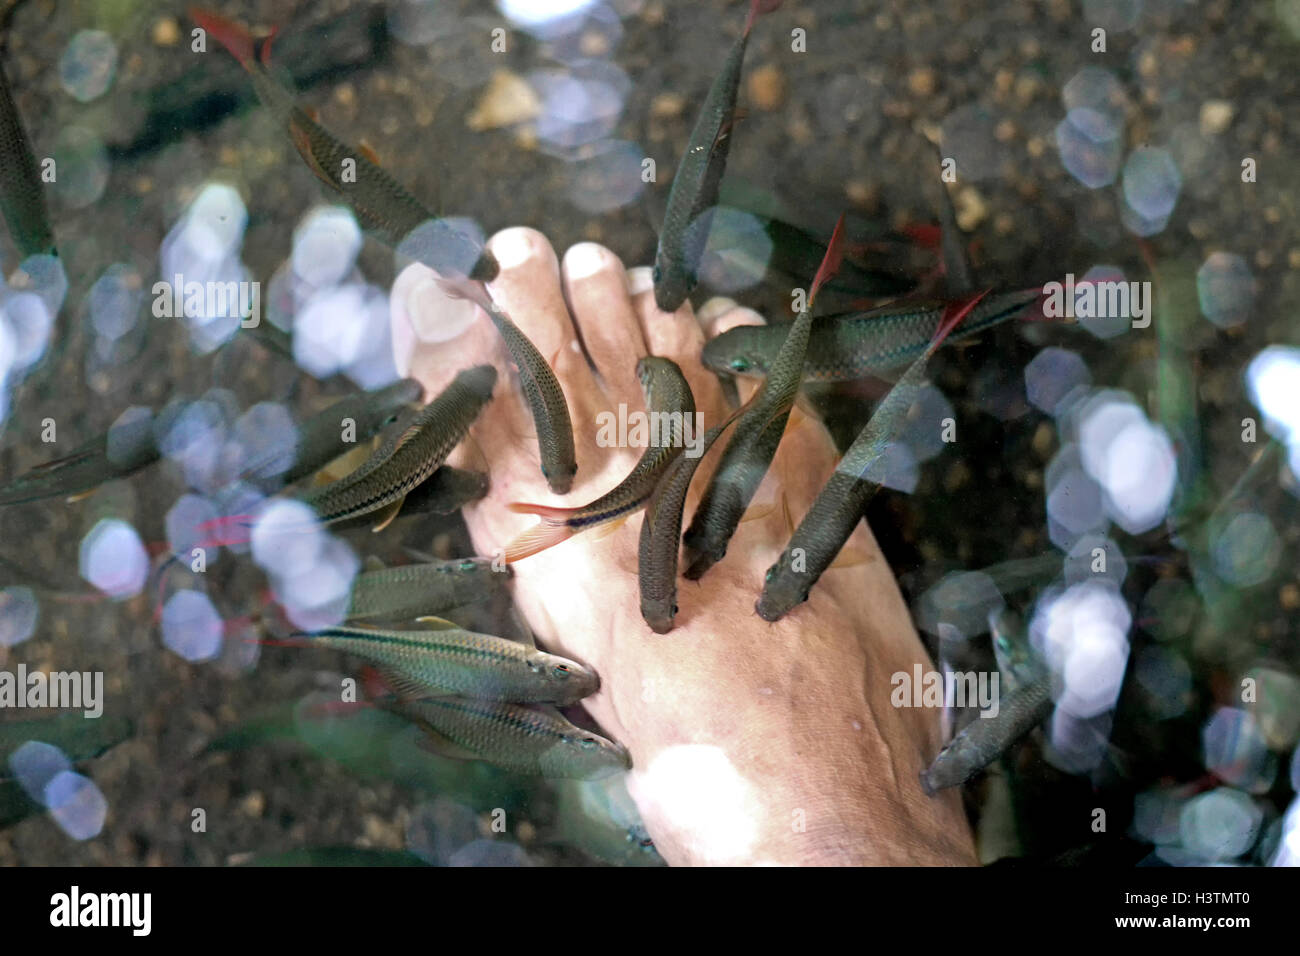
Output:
top-left (391, 696), bottom-right (630, 780)
top-left (505, 357), bottom-right (696, 561)
top-left (701, 288), bottom-right (1043, 382)
top-left (243, 378), bottom-right (422, 487)
top-left (682, 214), bottom-right (848, 579)
top-left (437, 276), bottom-right (577, 495)
top-left (652, 0), bottom-right (781, 312)
top-left (919, 673), bottom-right (1053, 795)
top-left (389, 465), bottom-right (488, 517)
top-left (755, 291), bottom-right (990, 621)
top-left (285, 618), bottom-right (597, 706)
top-left (190, 8), bottom-right (497, 281)
top-left (297, 365), bottom-right (495, 525)
top-left (344, 557), bottom-right (509, 622)
top-left (0, 58), bottom-right (54, 258)
top-left (638, 406), bottom-right (747, 633)
top-left (0, 410), bottom-right (160, 507)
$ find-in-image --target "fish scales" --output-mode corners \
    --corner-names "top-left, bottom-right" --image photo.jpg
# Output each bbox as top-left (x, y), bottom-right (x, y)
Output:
top-left (307, 621), bottom-right (596, 705)
top-left (920, 674), bottom-right (1053, 795)
top-left (702, 288), bottom-right (1042, 382)
top-left (298, 365), bottom-right (494, 524)
top-left (397, 697), bottom-right (630, 780)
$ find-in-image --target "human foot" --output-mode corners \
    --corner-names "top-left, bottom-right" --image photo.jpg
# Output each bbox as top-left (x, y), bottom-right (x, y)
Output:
top-left (390, 227), bottom-right (977, 866)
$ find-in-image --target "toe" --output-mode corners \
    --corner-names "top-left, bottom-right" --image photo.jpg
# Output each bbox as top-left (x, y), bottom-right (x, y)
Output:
top-left (628, 268), bottom-right (729, 424)
top-left (561, 243), bottom-right (647, 403)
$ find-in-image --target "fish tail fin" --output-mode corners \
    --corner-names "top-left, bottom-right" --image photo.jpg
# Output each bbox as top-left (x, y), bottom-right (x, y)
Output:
top-left (190, 8), bottom-right (258, 70)
top-left (259, 24), bottom-right (279, 67)
top-left (503, 503), bottom-right (577, 561)
top-left (809, 212), bottom-right (848, 308)
top-left (745, 0), bottom-right (783, 35)
top-left (933, 289), bottom-right (991, 348)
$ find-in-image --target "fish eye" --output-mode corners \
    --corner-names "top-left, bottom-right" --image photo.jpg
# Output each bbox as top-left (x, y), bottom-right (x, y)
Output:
top-left (729, 357), bottom-right (751, 372)
top-left (580, 737), bottom-right (599, 750)
top-left (552, 663), bottom-right (571, 679)
top-left (652, 265), bottom-right (661, 283)
top-left (458, 560), bottom-right (476, 571)
top-left (671, 603), bottom-right (678, 615)
top-left (763, 567), bottom-right (774, 582)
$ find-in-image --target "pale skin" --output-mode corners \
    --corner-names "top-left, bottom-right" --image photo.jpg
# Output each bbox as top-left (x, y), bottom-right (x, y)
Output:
top-left (390, 227), bottom-right (977, 866)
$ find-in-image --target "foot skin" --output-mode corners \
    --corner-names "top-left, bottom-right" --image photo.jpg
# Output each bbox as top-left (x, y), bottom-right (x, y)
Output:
top-left (390, 228), bottom-right (977, 866)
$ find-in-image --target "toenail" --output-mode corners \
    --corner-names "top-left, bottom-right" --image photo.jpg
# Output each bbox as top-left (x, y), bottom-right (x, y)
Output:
top-left (405, 270), bottom-right (479, 343)
top-left (492, 229), bottom-right (535, 269)
top-left (565, 243), bottom-right (608, 279)
top-left (626, 266), bottom-right (654, 296)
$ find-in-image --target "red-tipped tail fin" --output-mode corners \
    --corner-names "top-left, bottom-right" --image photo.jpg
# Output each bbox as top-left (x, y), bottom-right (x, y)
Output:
top-left (933, 289), bottom-right (991, 349)
top-left (744, 0), bottom-right (783, 36)
top-left (503, 502), bottom-right (578, 561)
top-left (190, 8), bottom-right (258, 70)
top-left (808, 213), bottom-right (848, 309)
top-left (259, 24), bottom-right (279, 66)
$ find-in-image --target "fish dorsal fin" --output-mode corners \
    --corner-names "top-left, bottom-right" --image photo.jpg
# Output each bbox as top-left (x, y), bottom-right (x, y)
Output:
top-left (414, 616), bottom-right (459, 630)
top-left (358, 139), bottom-right (382, 166)
top-left (363, 555), bottom-right (387, 572)
top-left (289, 114), bottom-right (336, 185)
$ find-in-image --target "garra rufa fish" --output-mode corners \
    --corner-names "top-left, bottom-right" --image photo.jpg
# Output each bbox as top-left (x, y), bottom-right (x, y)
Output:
top-left (190, 8), bottom-right (496, 281)
top-left (504, 357), bottom-right (696, 561)
top-left (653, 0), bottom-right (782, 312)
top-left (0, 58), bottom-right (54, 258)
top-left (638, 402), bottom-right (748, 633)
top-left (0, 410), bottom-right (159, 507)
top-left (436, 275), bottom-right (577, 495)
top-left (241, 378), bottom-right (422, 488)
top-left (344, 556), bottom-right (508, 622)
top-left (755, 290), bottom-right (991, 621)
top-left (295, 365), bottom-right (495, 526)
top-left (702, 287), bottom-right (1044, 382)
top-left (682, 214), bottom-right (848, 580)
top-left (920, 672), bottom-right (1052, 795)
top-left (279, 617), bottom-right (597, 706)
top-left (388, 695), bottom-right (630, 780)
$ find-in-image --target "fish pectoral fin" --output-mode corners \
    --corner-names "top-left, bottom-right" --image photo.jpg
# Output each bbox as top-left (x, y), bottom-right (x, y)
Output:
top-left (370, 496), bottom-right (405, 532)
top-left (357, 138), bottom-right (382, 165)
top-left (780, 492), bottom-right (796, 536)
top-left (289, 115), bottom-right (336, 186)
top-left (401, 545), bottom-right (438, 564)
top-left (739, 502), bottom-right (775, 524)
top-left (828, 546), bottom-right (873, 570)
top-left (362, 555), bottom-right (387, 572)
top-left (65, 489), bottom-right (98, 503)
top-left (592, 514), bottom-right (630, 541)
top-left (411, 727), bottom-right (479, 762)
top-left (413, 616), bottom-right (459, 631)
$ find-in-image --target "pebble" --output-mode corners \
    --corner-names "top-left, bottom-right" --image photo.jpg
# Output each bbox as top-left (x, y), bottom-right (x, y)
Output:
top-left (1199, 100), bottom-right (1234, 136)
top-left (466, 71), bottom-right (540, 131)
top-left (1280, 582), bottom-right (1300, 611)
top-left (650, 92), bottom-right (685, 119)
top-left (908, 67), bottom-right (937, 97)
top-left (748, 64), bottom-right (785, 111)
top-left (152, 17), bottom-right (180, 47)
top-left (955, 186), bottom-right (987, 231)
